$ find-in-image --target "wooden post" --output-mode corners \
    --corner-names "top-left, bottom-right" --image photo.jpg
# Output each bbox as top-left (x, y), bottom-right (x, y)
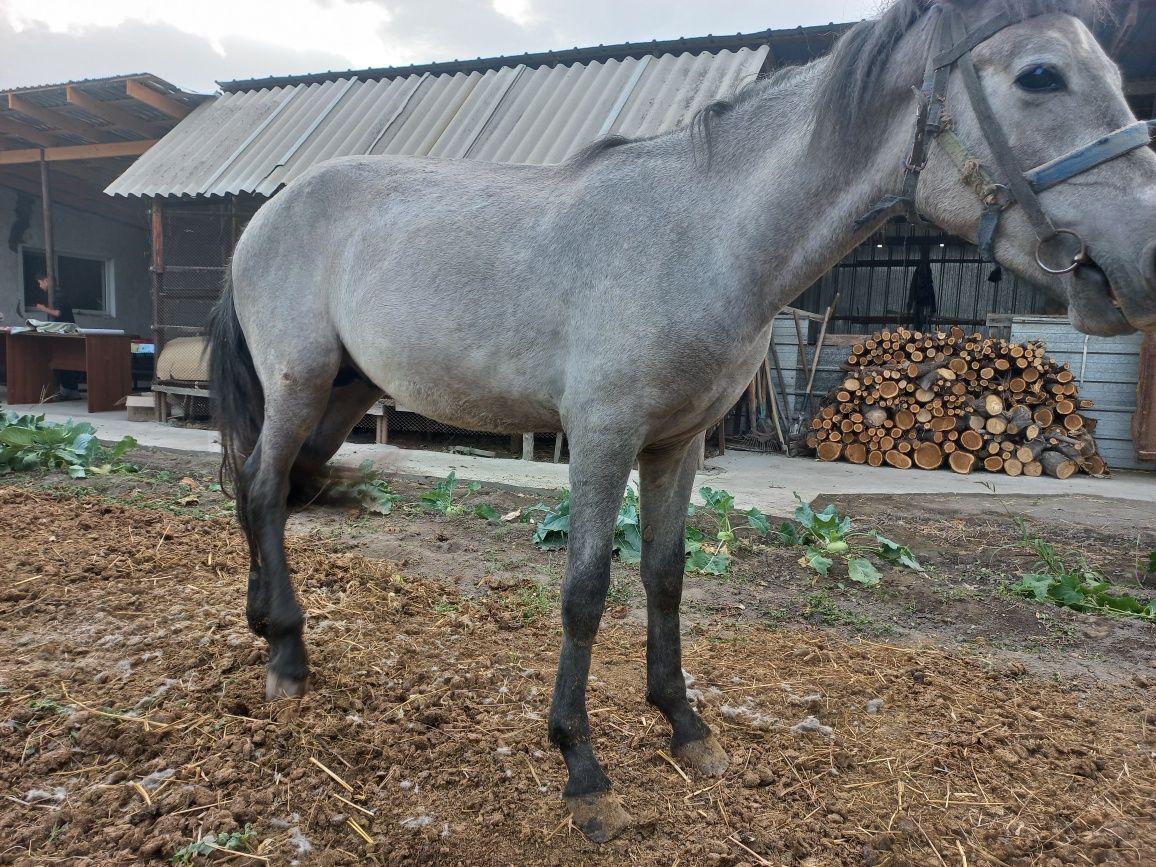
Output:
top-left (522, 433), bottom-right (535, 461)
top-left (38, 152), bottom-right (56, 308)
top-left (553, 432), bottom-right (564, 463)
top-left (150, 198), bottom-right (165, 356)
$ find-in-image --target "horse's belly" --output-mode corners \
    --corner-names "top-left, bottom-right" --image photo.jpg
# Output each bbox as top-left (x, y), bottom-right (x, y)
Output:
top-left (377, 375), bottom-right (561, 434)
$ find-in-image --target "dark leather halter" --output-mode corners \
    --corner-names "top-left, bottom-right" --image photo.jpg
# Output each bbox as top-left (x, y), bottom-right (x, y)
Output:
top-left (857, 4), bottom-right (1156, 274)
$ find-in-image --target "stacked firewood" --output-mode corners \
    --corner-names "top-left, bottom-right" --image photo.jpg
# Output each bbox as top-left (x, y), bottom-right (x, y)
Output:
top-left (806, 326), bottom-right (1106, 477)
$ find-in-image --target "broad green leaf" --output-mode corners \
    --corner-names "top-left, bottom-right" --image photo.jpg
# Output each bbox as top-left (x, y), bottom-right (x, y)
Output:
top-left (1011, 573), bottom-right (1054, 602)
top-left (473, 503), bottom-right (500, 522)
top-left (803, 546), bottom-right (833, 577)
top-left (847, 557), bottom-right (882, 587)
top-left (775, 521), bottom-right (802, 546)
top-left (745, 508), bottom-right (770, 536)
top-left (688, 548), bottom-right (730, 576)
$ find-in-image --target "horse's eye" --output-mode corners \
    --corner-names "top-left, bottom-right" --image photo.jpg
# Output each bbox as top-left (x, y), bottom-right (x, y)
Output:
top-left (1015, 65), bottom-right (1065, 93)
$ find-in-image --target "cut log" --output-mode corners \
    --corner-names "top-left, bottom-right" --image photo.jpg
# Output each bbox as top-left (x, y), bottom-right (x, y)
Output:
top-left (1022, 460), bottom-right (1043, 477)
top-left (894, 409), bottom-right (916, 430)
top-left (862, 405), bottom-right (887, 427)
top-left (983, 456), bottom-right (1005, 472)
top-left (1040, 451), bottom-right (1078, 479)
top-left (884, 450), bottom-right (913, 469)
top-left (817, 441), bottom-right (843, 462)
top-left (1003, 458), bottom-right (1024, 477)
top-left (959, 430), bottom-right (985, 452)
top-left (867, 450), bottom-right (885, 467)
top-left (977, 393), bottom-right (1005, 416)
top-left (913, 442), bottom-right (943, 470)
top-left (984, 416), bottom-right (1008, 436)
top-left (949, 451), bottom-right (976, 474)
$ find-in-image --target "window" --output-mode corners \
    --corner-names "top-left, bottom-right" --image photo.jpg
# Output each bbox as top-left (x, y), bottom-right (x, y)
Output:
top-left (22, 248), bottom-right (113, 315)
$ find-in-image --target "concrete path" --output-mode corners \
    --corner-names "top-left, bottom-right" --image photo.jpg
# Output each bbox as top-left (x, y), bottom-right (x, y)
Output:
top-left (7, 399), bottom-right (1153, 517)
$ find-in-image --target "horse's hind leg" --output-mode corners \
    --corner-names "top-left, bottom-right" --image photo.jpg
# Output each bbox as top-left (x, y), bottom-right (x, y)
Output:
top-left (638, 439), bottom-right (729, 775)
top-left (242, 362), bottom-right (338, 699)
top-left (289, 370), bottom-right (384, 502)
top-left (548, 427), bottom-right (636, 842)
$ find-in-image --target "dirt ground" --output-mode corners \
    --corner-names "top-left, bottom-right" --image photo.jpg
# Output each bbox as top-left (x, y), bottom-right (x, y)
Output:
top-left (2, 448), bottom-right (1155, 866)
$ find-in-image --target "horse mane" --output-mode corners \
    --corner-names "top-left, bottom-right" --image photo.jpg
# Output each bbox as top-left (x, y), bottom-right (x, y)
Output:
top-left (814, 0), bottom-right (1110, 138)
top-left (567, 0), bottom-right (1109, 170)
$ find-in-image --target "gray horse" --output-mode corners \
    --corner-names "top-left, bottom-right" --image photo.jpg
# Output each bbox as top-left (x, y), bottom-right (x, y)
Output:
top-left (209, 0), bottom-right (1156, 842)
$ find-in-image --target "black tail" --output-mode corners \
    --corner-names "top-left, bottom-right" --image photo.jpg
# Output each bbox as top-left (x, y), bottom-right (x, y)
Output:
top-left (208, 273), bottom-right (263, 496)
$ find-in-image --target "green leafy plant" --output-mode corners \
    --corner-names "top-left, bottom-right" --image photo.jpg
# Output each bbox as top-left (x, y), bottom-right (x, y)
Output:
top-left (613, 484), bottom-right (643, 564)
top-left (418, 472), bottom-right (497, 519)
top-left (529, 485), bottom-right (645, 562)
top-left (339, 460), bottom-right (403, 514)
top-left (775, 496), bottom-right (922, 586)
top-left (529, 488), bottom-right (571, 549)
top-left (0, 412), bottom-right (136, 479)
top-left (171, 825), bottom-right (257, 865)
top-left (684, 486), bottom-right (770, 575)
top-left (1009, 519), bottom-right (1156, 621)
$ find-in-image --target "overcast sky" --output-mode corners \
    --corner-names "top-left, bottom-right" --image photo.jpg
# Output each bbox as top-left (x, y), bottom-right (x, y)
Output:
top-left (0, 0), bottom-right (882, 94)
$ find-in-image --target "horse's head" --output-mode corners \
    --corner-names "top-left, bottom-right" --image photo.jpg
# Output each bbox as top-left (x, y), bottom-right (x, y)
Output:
top-left (913, 0), bottom-right (1156, 336)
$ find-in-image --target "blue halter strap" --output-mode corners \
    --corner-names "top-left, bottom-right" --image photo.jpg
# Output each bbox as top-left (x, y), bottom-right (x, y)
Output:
top-left (857, 6), bottom-right (1156, 275)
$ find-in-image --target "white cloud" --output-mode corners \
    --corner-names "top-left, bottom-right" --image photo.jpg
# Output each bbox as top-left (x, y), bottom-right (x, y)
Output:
top-left (0, 0), bottom-right (882, 93)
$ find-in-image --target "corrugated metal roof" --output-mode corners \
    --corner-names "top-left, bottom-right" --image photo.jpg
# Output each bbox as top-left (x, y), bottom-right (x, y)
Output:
top-left (106, 46), bottom-right (768, 198)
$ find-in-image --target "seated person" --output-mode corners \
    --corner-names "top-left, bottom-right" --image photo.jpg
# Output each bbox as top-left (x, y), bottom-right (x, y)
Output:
top-left (32, 272), bottom-right (84, 400)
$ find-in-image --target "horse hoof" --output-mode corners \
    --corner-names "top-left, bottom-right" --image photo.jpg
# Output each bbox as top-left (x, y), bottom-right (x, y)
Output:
top-left (564, 792), bottom-right (633, 843)
top-left (266, 670), bottom-right (307, 700)
top-left (674, 734), bottom-right (729, 777)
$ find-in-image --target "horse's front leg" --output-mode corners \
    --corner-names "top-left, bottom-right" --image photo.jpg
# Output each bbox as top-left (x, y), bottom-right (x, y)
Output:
top-left (548, 432), bottom-right (635, 843)
top-left (638, 437), bottom-right (729, 774)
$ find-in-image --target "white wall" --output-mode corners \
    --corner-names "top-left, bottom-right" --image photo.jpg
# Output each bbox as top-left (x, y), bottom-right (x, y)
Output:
top-left (0, 184), bottom-right (151, 337)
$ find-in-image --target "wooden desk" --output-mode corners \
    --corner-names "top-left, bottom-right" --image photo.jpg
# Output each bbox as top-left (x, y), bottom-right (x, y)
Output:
top-left (5, 332), bottom-right (135, 413)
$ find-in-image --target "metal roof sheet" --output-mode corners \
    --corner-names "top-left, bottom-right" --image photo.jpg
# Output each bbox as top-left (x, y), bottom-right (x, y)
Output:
top-left (106, 45), bottom-right (768, 198)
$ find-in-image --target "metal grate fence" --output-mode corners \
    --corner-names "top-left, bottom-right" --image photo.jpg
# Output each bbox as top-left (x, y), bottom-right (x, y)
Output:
top-left (152, 196), bottom-right (263, 352)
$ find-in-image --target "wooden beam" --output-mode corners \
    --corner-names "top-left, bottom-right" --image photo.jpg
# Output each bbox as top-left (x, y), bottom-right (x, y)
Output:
top-left (0, 171), bottom-right (143, 227)
top-left (0, 114), bottom-right (60, 148)
top-left (7, 94), bottom-right (115, 143)
top-left (0, 139), bottom-right (157, 165)
top-left (125, 79), bottom-right (192, 121)
top-left (66, 86), bottom-right (161, 138)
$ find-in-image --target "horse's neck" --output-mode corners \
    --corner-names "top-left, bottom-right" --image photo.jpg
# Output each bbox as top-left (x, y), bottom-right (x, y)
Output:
top-left (662, 62), bottom-right (913, 323)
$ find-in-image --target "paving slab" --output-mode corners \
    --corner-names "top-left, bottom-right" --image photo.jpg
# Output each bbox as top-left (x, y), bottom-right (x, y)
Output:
top-left (7, 398), bottom-right (1152, 517)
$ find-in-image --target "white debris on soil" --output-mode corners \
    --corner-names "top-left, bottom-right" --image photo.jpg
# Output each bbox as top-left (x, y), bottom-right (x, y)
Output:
top-left (131, 678), bottom-right (179, 712)
top-left (791, 716), bottom-right (834, 737)
top-left (441, 823), bottom-right (450, 838)
top-left (401, 815), bottom-right (434, 830)
top-left (866, 698), bottom-right (885, 714)
top-left (288, 827), bottom-right (313, 855)
top-left (720, 699), bottom-right (776, 730)
top-left (495, 746), bottom-right (512, 756)
top-left (139, 768), bottom-right (176, 791)
top-left (23, 788), bottom-right (67, 803)
top-left (115, 659), bottom-right (134, 678)
top-left (399, 779), bottom-right (416, 792)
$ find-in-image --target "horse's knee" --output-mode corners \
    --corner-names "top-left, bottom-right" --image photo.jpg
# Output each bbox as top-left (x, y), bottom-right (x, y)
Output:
top-left (561, 561), bottom-right (612, 639)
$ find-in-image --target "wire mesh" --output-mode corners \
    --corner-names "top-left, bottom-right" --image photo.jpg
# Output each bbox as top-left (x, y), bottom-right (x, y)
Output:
top-left (791, 224), bottom-right (1058, 334)
top-left (153, 196), bottom-right (263, 352)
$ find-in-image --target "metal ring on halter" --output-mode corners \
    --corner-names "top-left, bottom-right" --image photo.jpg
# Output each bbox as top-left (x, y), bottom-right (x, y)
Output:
top-left (1034, 228), bottom-right (1087, 275)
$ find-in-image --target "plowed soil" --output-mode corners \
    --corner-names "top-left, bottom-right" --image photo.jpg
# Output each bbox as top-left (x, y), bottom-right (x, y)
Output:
top-left (2, 456), bottom-right (1155, 866)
